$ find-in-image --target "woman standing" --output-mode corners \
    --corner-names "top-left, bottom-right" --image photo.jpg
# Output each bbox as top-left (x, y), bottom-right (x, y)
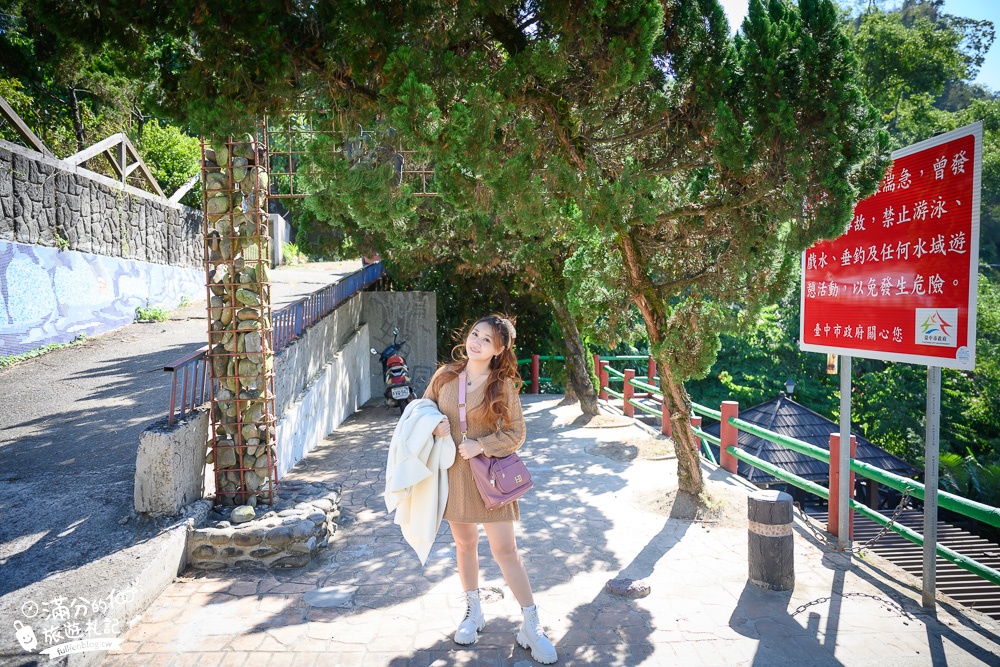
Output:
top-left (423, 314), bottom-right (558, 665)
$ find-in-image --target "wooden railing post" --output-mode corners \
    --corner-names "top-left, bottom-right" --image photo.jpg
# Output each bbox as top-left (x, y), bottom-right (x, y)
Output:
top-left (828, 433), bottom-right (857, 539)
top-left (531, 354), bottom-right (540, 394)
top-left (599, 361), bottom-right (609, 401)
top-left (623, 369), bottom-right (635, 417)
top-left (646, 358), bottom-right (657, 396)
top-left (720, 401), bottom-right (739, 474)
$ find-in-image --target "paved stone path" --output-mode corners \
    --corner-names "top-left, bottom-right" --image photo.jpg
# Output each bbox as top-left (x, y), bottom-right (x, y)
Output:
top-left (101, 397), bottom-right (1000, 666)
top-left (0, 260), bottom-right (362, 665)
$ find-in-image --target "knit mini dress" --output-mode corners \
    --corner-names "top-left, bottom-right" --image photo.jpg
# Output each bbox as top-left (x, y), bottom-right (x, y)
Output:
top-left (423, 368), bottom-right (527, 523)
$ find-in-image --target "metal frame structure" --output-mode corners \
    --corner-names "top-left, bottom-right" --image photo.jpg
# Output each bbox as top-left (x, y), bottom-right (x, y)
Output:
top-left (201, 129), bottom-right (278, 507)
top-left (264, 111), bottom-right (437, 199)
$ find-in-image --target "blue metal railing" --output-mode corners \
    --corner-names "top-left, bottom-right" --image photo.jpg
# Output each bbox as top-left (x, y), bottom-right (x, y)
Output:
top-left (164, 261), bottom-right (384, 423)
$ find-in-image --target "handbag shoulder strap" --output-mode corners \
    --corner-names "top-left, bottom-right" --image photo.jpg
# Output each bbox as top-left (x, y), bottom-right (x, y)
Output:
top-left (458, 371), bottom-right (468, 441)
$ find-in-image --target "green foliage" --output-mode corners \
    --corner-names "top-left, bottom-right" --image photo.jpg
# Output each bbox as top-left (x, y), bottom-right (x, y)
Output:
top-left (939, 452), bottom-right (1000, 508)
top-left (135, 119), bottom-right (201, 206)
top-left (385, 261), bottom-right (560, 366)
top-left (0, 334), bottom-right (88, 369)
top-left (0, 4), bottom-right (199, 201)
top-left (686, 297), bottom-right (840, 418)
top-left (696, 268), bottom-right (1000, 466)
top-left (281, 242), bottom-right (309, 266)
top-left (852, 6), bottom-right (968, 128)
top-left (53, 226), bottom-right (70, 251)
top-left (135, 303), bottom-right (170, 323)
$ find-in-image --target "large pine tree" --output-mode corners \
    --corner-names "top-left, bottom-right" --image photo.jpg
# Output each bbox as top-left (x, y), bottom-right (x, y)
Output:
top-left (34, 0), bottom-right (889, 495)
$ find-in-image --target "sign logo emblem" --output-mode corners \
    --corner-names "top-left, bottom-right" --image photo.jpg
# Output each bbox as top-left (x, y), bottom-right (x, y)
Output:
top-left (916, 308), bottom-right (958, 347)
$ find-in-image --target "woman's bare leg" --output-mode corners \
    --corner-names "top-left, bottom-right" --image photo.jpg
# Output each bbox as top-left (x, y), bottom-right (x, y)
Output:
top-left (449, 521), bottom-right (480, 591)
top-left (483, 521), bottom-right (534, 607)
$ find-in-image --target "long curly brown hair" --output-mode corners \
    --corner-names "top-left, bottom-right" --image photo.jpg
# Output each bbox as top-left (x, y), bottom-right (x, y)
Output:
top-left (428, 314), bottom-right (523, 426)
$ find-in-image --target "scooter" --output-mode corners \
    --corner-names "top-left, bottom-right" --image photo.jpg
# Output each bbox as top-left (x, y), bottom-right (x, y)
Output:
top-left (371, 327), bottom-right (412, 414)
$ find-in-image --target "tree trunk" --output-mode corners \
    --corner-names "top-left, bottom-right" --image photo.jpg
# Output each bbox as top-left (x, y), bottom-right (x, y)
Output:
top-left (657, 362), bottom-right (703, 496)
top-left (68, 85), bottom-right (86, 154)
top-left (549, 294), bottom-right (600, 416)
top-left (617, 229), bottom-right (704, 496)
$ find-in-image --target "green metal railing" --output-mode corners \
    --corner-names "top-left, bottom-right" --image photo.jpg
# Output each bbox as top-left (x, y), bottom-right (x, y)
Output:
top-left (725, 445), bottom-right (1000, 587)
top-left (596, 355), bottom-right (1000, 592)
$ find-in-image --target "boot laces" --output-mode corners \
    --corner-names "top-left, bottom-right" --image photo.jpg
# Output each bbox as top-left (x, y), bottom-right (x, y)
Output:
top-left (459, 593), bottom-right (477, 621)
top-left (526, 610), bottom-right (548, 639)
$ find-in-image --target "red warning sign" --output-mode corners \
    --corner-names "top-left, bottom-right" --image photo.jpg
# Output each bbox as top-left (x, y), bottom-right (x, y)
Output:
top-left (800, 123), bottom-right (982, 370)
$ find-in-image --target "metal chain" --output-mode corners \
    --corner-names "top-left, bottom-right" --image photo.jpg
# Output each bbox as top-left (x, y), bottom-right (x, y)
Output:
top-left (793, 487), bottom-right (911, 554)
top-left (791, 592), bottom-right (914, 619)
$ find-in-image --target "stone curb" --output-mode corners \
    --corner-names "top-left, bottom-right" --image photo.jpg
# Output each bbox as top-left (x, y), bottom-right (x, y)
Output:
top-left (186, 481), bottom-right (342, 570)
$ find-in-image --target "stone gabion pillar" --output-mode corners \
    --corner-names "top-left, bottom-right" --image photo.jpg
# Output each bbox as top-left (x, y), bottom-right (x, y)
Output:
top-left (201, 132), bottom-right (277, 507)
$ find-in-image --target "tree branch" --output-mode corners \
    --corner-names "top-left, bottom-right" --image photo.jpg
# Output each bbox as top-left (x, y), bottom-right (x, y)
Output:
top-left (656, 187), bottom-right (771, 223)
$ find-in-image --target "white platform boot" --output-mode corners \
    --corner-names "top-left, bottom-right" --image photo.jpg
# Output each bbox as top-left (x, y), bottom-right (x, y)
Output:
top-left (454, 589), bottom-right (486, 645)
top-left (516, 604), bottom-right (557, 664)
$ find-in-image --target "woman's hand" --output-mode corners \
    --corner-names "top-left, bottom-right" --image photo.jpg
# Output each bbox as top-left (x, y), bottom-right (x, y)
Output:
top-left (458, 438), bottom-right (485, 460)
top-left (433, 417), bottom-right (451, 438)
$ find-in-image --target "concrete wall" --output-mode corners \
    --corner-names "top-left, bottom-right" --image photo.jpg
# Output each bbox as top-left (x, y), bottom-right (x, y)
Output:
top-left (274, 293), bottom-right (364, 418)
top-left (363, 291), bottom-right (437, 400)
top-left (135, 289), bottom-right (436, 515)
top-left (134, 408), bottom-right (211, 517)
top-left (275, 324), bottom-right (371, 476)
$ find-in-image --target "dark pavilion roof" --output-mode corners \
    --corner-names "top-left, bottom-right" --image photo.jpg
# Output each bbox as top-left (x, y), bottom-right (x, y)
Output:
top-left (703, 394), bottom-right (918, 486)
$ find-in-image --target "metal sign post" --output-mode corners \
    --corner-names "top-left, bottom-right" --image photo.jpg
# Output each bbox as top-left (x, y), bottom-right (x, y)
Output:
top-left (923, 365), bottom-right (942, 608)
top-left (799, 123), bottom-right (983, 608)
top-left (838, 355), bottom-right (853, 550)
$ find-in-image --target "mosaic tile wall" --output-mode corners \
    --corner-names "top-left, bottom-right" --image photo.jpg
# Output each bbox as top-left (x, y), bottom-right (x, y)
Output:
top-left (0, 240), bottom-right (203, 357)
top-left (0, 140), bottom-right (206, 357)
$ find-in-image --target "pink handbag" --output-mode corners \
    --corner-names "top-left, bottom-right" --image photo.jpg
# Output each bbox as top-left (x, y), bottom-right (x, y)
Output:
top-left (459, 372), bottom-right (533, 510)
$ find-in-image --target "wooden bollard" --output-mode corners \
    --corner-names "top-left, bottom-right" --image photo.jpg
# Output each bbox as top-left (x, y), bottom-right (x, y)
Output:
top-left (748, 490), bottom-right (794, 591)
top-left (623, 369), bottom-right (635, 417)
top-left (598, 361), bottom-right (609, 401)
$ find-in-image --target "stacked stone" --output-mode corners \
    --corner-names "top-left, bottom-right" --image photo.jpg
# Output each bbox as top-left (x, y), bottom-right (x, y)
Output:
top-left (187, 482), bottom-right (342, 570)
top-left (202, 133), bottom-right (276, 507)
top-left (0, 145), bottom-right (203, 267)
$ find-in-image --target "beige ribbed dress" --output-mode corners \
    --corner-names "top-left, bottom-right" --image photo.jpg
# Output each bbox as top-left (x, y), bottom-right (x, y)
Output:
top-left (423, 369), bottom-right (527, 523)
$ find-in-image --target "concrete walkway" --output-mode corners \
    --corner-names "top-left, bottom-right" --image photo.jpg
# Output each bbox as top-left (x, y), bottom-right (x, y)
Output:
top-left (100, 397), bottom-right (1000, 666)
top-left (0, 260), bottom-right (364, 666)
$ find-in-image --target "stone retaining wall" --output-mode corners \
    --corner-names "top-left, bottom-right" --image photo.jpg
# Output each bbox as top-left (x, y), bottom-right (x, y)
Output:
top-left (0, 140), bottom-right (202, 268)
top-left (186, 480), bottom-right (340, 569)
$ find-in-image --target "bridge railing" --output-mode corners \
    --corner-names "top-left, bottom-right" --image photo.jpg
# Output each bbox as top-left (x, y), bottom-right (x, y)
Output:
top-left (163, 261), bottom-right (384, 424)
top-left (592, 356), bottom-right (1000, 591)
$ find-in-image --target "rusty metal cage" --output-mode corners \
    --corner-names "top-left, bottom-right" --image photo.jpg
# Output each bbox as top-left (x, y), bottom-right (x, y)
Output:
top-left (264, 111), bottom-right (437, 199)
top-left (202, 128), bottom-right (278, 507)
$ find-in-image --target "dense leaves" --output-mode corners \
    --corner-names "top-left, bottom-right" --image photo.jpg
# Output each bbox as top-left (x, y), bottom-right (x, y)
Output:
top-left (0, 2), bottom-right (200, 198)
top-left (20, 0), bottom-right (997, 500)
